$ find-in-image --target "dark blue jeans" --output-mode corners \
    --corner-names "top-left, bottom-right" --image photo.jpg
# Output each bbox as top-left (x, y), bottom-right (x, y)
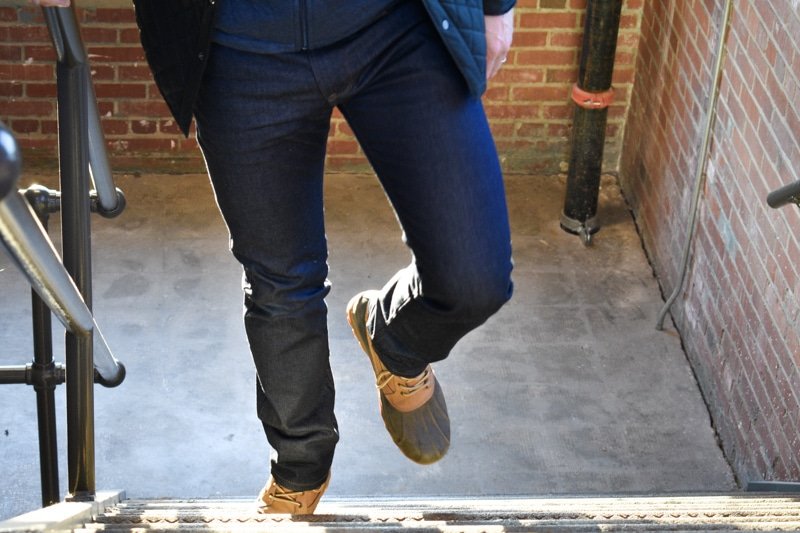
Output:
top-left (194, 0), bottom-right (513, 491)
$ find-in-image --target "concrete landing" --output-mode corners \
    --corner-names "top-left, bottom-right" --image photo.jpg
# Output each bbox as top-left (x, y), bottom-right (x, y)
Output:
top-left (0, 173), bottom-right (735, 520)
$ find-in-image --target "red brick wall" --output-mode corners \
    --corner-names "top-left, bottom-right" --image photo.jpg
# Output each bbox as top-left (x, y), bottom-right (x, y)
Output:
top-left (489, 0), bottom-right (641, 174)
top-left (620, 0), bottom-right (800, 484)
top-left (0, 0), bottom-right (641, 175)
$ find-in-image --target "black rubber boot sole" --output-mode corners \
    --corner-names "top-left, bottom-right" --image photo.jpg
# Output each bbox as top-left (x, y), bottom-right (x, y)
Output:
top-left (347, 292), bottom-right (450, 464)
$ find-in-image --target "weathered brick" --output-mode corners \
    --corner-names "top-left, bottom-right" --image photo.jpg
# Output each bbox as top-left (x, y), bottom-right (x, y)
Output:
top-left (0, 80), bottom-right (22, 97)
top-left (81, 27), bottom-right (119, 44)
top-left (95, 82), bottom-right (147, 99)
top-left (22, 44), bottom-right (57, 62)
top-left (0, 44), bottom-right (21, 61)
top-left (93, 8), bottom-right (137, 24)
top-left (0, 99), bottom-right (53, 117)
top-left (100, 119), bottom-right (129, 136)
top-left (620, 0), bottom-right (800, 486)
top-left (24, 82), bottom-right (56, 98)
top-left (85, 45), bottom-right (145, 63)
top-left (0, 63), bottom-right (53, 81)
top-left (10, 119), bottom-right (39, 134)
top-left (7, 25), bottom-right (50, 43)
top-left (131, 119), bottom-right (157, 135)
top-left (540, 0), bottom-right (566, 9)
top-left (0, 7), bottom-right (19, 22)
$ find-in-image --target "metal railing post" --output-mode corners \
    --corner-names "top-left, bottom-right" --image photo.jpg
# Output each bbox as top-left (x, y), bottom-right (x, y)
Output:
top-left (27, 192), bottom-right (60, 507)
top-left (47, 3), bottom-right (96, 501)
top-left (31, 270), bottom-right (61, 508)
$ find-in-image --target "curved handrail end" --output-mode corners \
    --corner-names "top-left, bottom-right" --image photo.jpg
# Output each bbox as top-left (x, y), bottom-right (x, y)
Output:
top-left (766, 180), bottom-right (800, 210)
top-left (95, 361), bottom-right (126, 388)
top-left (0, 123), bottom-right (21, 202)
top-left (93, 188), bottom-right (127, 219)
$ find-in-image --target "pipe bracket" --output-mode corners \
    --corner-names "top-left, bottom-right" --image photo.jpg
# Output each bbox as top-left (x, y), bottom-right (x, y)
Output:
top-left (560, 211), bottom-right (599, 246)
top-left (572, 83), bottom-right (615, 110)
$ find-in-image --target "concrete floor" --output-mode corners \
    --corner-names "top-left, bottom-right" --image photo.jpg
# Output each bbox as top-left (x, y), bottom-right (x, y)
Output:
top-left (0, 172), bottom-right (736, 520)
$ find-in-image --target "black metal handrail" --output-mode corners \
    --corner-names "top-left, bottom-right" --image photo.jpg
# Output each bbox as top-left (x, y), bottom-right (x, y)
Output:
top-left (0, 2), bottom-right (126, 508)
top-left (767, 180), bottom-right (800, 210)
top-left (43, 6), bottom-right (123, 216)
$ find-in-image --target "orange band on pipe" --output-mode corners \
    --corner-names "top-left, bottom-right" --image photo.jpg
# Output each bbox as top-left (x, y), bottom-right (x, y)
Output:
top-left (571, 84), bottom-right (614, 109)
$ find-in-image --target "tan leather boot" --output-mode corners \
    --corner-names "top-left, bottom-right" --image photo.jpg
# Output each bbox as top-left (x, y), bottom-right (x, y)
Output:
top-left (256, 473), bottom-right (330, 514)
top-left (347, 290), bottom-right (450, 464)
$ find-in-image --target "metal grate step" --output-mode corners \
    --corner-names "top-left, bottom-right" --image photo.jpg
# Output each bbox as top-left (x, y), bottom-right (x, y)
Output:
top-left (73, 494), bottom-right (800, 532)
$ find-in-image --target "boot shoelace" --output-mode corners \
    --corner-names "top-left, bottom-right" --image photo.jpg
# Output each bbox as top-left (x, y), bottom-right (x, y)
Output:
top-left (376, 367), bottom-right (432, 397)
top-left (268, 484), bottom-right (324, 510)
top-left (268, 487), bottom-right (302, 509)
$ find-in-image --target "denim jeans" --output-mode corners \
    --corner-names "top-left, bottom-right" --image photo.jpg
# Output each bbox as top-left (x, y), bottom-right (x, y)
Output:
top-left (194, 0), bottom-right (513, 491)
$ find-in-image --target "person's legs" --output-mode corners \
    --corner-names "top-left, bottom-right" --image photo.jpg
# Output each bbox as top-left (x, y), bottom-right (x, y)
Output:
top-left (307, 0), bottom-right (513, 463)
top-left (334, 2), bottom-right (514, 377)
top-left (190, 0), bottom-right (511, 490)
top-left (193, 43), bottom-right (338, 492)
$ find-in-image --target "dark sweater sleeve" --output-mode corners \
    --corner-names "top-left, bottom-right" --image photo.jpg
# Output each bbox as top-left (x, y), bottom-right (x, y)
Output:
top-left (483, 0), bottom-right (515, 16)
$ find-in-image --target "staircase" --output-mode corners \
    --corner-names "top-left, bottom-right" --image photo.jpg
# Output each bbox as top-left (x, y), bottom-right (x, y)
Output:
top-left (5, 492), bottom-right (800, 532)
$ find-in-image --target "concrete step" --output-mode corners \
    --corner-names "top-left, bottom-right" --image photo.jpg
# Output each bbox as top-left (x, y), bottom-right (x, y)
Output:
top-left (73, 494), bottom-right (800, 532)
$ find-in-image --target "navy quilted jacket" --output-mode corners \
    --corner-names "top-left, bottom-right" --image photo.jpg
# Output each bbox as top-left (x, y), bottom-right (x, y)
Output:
top-left (421, 0), bottom-right (514, 99)
top-left (133, 0), bottom-right (516, 136)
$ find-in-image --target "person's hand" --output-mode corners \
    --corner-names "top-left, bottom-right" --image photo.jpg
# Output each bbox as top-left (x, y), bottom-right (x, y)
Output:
top-left (485, 9), bottom-right (514, 80)
top-left (28, 0), bottom-right (71, 6)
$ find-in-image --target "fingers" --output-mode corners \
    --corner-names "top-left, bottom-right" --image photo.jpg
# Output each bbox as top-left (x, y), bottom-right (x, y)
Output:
top-left (485, 9), bottom-right (515, 81)
top-left (485, 38), bottom-right (508, 80)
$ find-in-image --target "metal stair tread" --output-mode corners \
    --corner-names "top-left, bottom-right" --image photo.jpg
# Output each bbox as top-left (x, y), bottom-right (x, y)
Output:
top-left (6, 493), bottom-right (799, 532)
top-left (82, 494), bottom-right (800, 531)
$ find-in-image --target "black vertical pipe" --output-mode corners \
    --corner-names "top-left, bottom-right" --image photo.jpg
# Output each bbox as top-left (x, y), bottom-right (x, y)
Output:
top-left (54, 7), bottom-right (96, 501)
top-left (561, 0), bottom-right (623, 244)
top-left (30, 213), bottom-right (61, 507)
top-left (32, 279), bottom-right (60, 508)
